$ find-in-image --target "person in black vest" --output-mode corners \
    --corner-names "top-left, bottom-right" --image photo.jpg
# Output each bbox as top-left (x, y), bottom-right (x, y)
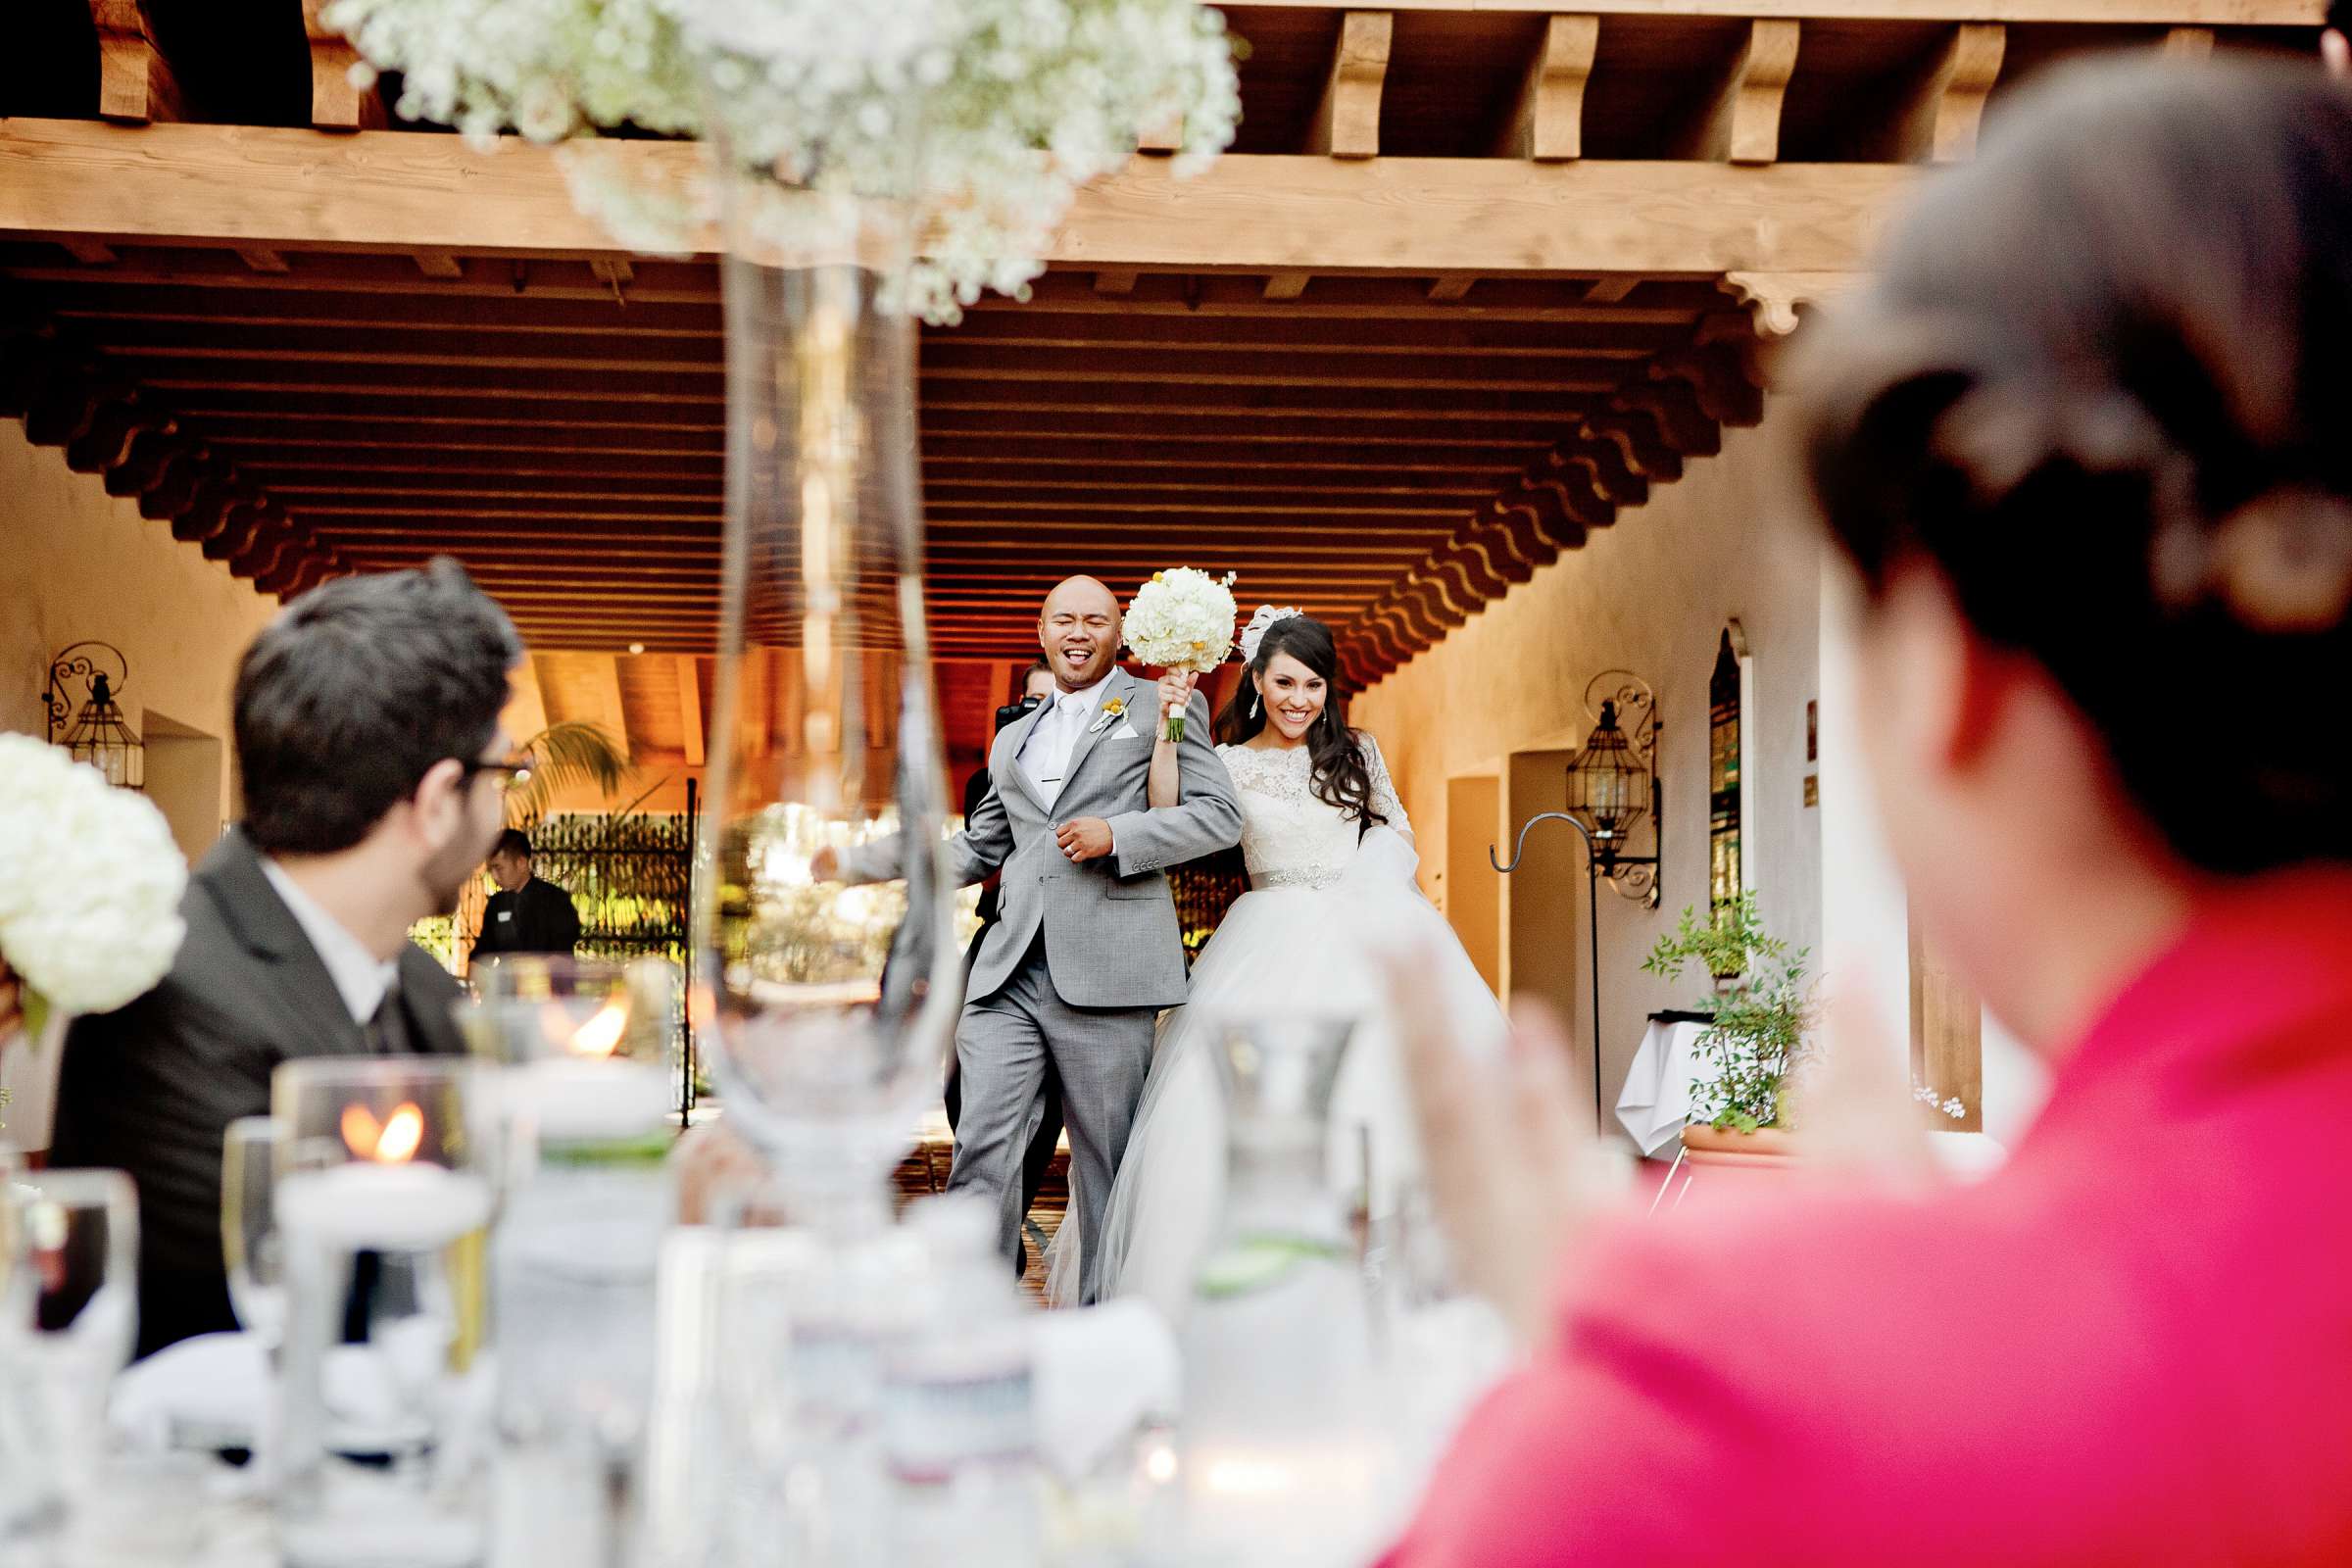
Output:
top-left (470, 828), bottom-right (582, 961)
top-left (52, 561), bottom-right (522, 1357)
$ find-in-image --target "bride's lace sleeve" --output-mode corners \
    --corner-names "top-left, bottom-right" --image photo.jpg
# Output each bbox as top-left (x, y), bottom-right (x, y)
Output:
top-left (1361, 733), bottom-right (1413, 846)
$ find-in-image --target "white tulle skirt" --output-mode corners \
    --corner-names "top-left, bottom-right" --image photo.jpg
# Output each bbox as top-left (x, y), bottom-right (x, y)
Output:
top-left (1050, 826), bottom-right (1506, 1318)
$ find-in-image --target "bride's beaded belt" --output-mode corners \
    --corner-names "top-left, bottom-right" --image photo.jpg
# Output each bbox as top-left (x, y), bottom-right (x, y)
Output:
top-left (1253, 866), bottom-right (1343, 891)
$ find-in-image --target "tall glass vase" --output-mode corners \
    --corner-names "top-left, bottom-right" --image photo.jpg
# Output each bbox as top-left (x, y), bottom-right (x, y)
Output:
top-left (1181, 1014), bottom-right (1395, 1568)
top-left (691, 132), bottom-right (959, 1240)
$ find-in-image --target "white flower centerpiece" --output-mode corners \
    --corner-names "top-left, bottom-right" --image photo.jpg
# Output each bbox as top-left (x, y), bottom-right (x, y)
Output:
top-left (1124, 567), bottom-right (1239, 741)
top-left (320, 0), bottom-right (1244, 322)
top-left (0, 734), bottom-right (186, 1144)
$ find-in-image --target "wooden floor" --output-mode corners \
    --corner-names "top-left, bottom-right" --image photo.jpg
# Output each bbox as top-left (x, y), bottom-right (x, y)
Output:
top-left (892, 1129), bottom-right (1070, 1302)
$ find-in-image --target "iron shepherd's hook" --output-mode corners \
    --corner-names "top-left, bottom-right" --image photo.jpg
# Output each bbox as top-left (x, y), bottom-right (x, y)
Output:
top-left (1488, 809), bottom-right (1609, 1134)
top-left (1491, 810), bottom-right (1592, 874)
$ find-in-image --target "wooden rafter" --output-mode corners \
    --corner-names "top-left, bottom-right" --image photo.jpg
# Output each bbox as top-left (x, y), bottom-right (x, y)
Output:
top-left (1307, 12), bottom-right (1395, 160)
top-left (89, 1), bottom-right (183, 125)
top-left (1675, 19), bottom-right (1801, 166)
top-left (1493, 14), bottom-right (1599, 162)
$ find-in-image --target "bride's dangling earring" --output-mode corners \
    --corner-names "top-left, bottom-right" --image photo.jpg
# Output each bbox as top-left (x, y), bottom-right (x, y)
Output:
top-left (1248, 686), bottom-right (1260, 718)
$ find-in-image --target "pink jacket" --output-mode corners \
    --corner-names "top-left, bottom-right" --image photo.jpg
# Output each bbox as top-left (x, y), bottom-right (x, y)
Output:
top-left (1385, 871), bottom-right (2352, 1567)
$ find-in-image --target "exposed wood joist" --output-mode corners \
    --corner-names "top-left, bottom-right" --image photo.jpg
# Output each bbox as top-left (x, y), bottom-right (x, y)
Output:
top-left (1307, 12), bottom-right (1395, 159)
top-left (89, 1), bottom-right (183, 125)
top-left (0, 122), bottom-right (1908, 275)
top-left (1492, 14), bottom-right (1598, 161)
top-left (1674, 19), bottom-right (1801, 166)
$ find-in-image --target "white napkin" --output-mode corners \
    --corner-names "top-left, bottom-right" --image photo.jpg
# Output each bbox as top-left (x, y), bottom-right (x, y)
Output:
top-left (1615, 1019), bottom-right (1707, 1157)
top-left (1031, 1298), bottom-right (1180, 1480)
top-left (109, 1331), bottom-right (269, 1453)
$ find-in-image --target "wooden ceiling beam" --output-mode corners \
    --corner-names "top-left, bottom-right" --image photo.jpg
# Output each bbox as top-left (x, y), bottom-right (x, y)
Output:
top-left (88, 331), bottom-right (1648, 386)
top-left (1211, 0), bottom-right (2305, 21)
top-left (1307, 13), bottom-right (1394, 159)
top-left (89, 2), bottom-right (184, 125)
top-left (0, 121), bottom-right (1907, 275)
top-left (2, 255), bottom-right (1727, 323)
top-left (1493, 14), bottom-right (1598, 161)
top-left (128, 364), bottom-right (1615, 415)
top-left (173, 403), bottom-right (1588, 445)
top-left (1673, 19), bottom-right (1801, 166)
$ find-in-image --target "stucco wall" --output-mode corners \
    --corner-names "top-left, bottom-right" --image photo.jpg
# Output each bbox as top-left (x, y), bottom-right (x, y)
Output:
top-left (1349, 416), bottom-right (1823, 1119)
top-left (0, 418), bottom-right (281, 858)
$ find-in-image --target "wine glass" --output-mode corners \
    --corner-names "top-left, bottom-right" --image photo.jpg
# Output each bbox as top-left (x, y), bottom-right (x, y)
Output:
top-left (222, 1116), bottom-right (288, 1348)
top-left (689, 124), bottom-right (961, 1237)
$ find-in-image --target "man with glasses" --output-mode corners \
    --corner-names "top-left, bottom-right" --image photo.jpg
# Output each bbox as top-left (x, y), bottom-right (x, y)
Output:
top-left (51, 560), bottom-right (524, 1357)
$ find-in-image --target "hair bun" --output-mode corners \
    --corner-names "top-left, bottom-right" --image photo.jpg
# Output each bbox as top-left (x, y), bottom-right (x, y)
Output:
top-left (2153, 485), bottom-right (2352, 633)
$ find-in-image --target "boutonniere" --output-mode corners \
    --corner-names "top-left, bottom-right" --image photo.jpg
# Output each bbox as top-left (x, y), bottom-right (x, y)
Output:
top-left (1089, 697), bottom-right (1128, 735)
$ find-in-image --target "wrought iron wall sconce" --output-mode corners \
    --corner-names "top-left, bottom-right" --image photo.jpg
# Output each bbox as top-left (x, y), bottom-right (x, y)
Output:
top-left (1492, 671), bottom-right (1662, 1127)
top-left (44, 641), bottom-right (144, 789)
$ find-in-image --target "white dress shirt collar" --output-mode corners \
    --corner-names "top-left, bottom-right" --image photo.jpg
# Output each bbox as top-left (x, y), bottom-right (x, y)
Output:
top-left (259, 858), bottom-right (402, 1025)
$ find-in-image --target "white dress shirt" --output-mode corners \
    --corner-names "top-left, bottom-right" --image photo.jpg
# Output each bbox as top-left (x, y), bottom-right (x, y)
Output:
top-left (260, 858), bottom-right (401, 1025)
top-left (1017, 672), bottom-right (1115, 808)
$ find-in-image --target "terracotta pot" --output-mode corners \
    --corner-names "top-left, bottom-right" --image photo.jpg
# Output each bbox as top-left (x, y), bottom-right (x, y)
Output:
top-left (1680, 1121), bottom-right (1797, 1166)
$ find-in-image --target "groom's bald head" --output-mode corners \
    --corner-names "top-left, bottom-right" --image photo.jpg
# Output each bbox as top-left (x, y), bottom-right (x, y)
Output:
top-left (1039, 575), bottom-right (1121, 691)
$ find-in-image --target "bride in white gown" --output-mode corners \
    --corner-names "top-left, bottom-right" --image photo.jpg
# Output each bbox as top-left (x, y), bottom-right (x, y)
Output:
top-left (1054, 609), bottom-right (1506, 1319)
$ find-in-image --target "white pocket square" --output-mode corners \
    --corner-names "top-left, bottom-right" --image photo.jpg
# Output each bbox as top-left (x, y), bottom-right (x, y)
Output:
top-left (1112, 722), bottom-right (1142, 740)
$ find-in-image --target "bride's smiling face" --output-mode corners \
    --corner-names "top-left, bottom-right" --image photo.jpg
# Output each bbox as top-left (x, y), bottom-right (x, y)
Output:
top-left (1255, 652), bottom-right (1327, 742)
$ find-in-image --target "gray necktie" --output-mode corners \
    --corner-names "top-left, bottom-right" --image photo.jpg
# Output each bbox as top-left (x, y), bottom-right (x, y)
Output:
top-left (363, 978), bottom-right (411, 1056)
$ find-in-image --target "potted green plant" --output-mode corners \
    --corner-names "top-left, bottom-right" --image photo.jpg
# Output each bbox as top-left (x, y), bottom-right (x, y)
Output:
top-left (1642, 892), bottom-right (1816, 1160)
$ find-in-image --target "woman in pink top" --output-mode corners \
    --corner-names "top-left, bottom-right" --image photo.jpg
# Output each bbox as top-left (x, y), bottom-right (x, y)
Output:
top-left (1384, 59), bottom-right (2352, 1567)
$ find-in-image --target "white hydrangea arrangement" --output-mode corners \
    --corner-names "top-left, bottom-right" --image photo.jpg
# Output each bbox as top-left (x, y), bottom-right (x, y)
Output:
top-left (319, 0), bottom-right (1243, 321)
top-left (1124, 567), bottom-right (1238, 741)
top-left (0, 734), bottom-right (187, 1048)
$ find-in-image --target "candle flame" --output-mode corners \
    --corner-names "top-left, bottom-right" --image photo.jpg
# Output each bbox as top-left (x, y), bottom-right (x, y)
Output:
top-left (570, 1000), bottom-right (627, 1058)
top-left (341, 1101), bottom-right (425, 1163)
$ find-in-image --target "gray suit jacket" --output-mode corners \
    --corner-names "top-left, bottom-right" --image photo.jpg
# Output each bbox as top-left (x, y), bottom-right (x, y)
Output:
top-left (50, 827), bottom-right (465, 1356)
top-left (849, 669), bottom-right (1241, 1009)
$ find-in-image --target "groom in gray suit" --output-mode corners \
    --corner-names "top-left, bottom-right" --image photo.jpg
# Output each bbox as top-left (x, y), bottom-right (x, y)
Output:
top-left (830, 576), bottom-right (1241, 1299)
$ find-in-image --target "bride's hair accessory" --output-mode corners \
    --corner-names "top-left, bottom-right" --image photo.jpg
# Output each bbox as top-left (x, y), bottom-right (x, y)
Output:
top-left (1239, 604), bottom-right (1301, 666)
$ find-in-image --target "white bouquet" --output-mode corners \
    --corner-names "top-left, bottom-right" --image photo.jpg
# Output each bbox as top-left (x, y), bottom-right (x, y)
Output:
top-left (0, 734), bottom-right (187, 1046)
top-left (321, 0), bottom-right (1242, 322)
top-left (1124, 567), bottom-right (1238, 742)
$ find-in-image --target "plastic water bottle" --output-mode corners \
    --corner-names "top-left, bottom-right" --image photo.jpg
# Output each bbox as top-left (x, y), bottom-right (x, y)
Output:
top-left (880, 1195), bottom-right (1041, 1565)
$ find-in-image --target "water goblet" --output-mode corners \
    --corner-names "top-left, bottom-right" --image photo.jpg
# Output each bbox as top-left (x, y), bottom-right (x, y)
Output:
top-left (223, 1115), bottom-right (289, 1348)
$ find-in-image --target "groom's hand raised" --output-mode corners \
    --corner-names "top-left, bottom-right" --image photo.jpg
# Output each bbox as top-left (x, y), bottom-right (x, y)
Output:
top-left (1054, 816), bottom-right (1113, 861)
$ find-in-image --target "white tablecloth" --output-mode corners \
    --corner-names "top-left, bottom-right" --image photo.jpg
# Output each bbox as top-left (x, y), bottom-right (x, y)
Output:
top-left (1614, 1017), bottom-right (1711, 1157)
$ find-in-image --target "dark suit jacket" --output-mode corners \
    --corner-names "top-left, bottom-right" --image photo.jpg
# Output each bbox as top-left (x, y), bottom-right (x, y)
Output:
top-left (49, 828), bottom-right (465, 1358)
top-left (470, 875), bottom-right (582, 959)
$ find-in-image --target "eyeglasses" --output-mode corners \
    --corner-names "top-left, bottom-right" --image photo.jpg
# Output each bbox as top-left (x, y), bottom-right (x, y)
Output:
top-left (459, 757), bottom-right (534, 793)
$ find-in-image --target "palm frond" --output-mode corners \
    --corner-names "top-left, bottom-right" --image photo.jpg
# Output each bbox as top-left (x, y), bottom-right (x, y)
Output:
top-left (510, 721), bottom-right (631, 825)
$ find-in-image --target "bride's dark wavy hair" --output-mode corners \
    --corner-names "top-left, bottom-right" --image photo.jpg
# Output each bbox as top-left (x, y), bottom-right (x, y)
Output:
top-left (1215, 614), bottom-right (1387, 826)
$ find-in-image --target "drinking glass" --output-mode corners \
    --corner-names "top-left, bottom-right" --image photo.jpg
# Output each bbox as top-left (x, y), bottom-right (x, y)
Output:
top-left (1181, 1015), bottom-right (1395, 1568)
top-left (223, 1115), bottom-right (289, 1348)
top-left (456, 956), bottom-right (680, 1568)
top-left (0, 1168), bottom-right (140, 1535)
top-left (271, 1058), bottom-right (497, 1568)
